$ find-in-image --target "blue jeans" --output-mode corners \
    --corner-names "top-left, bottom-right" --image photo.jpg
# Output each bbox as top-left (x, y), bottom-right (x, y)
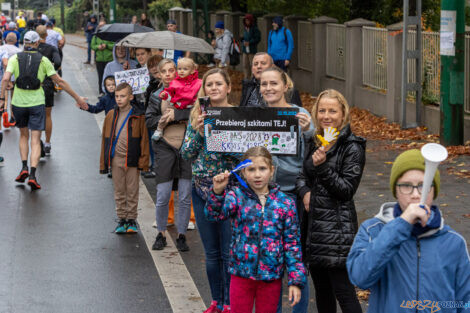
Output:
top-left (276, 282), bottom-right (309, 313)
top-left (276, 191), bottom-right (309, 312)
top-left (86, 38), bottom-right (92, 62)
top-left (192, 187), bottom-right (231, 306)
top-left (147, 129), bottom-right (154, 168)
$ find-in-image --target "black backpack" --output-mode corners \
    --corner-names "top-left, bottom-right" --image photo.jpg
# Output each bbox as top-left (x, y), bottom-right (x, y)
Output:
top-left (229, 35), bottom-right (241, 66)
top-left (15, 52), bottom-right (43, 90)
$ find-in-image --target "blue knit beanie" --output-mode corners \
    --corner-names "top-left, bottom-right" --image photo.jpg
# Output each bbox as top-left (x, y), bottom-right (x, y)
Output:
top-left (215, 21), bottom-right (224, 29)
top-left (273, 16), bottom-right (283, 28)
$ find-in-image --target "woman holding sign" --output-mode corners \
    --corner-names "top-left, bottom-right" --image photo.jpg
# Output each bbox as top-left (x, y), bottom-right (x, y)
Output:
top-left (296, 89), bottom-right (364, 313)
top-left (258, 66), bottom-right (313, 313)
top-left (181, 68), bottom-right (238, 313)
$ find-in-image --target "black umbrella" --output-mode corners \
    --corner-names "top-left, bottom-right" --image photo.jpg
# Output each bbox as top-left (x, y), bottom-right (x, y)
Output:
top-left (95, 23), bottom-right (154, 42)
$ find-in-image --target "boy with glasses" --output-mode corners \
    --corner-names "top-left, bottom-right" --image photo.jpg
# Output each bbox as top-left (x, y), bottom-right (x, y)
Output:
top-left (347, 149), bottom-right (470, 312)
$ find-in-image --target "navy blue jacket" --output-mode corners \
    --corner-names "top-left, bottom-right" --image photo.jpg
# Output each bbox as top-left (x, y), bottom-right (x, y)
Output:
top-left (87, 91), bottom-right (116, 115)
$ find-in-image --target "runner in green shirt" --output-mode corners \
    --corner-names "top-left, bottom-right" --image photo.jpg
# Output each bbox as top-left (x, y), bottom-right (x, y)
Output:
top-left (0, 31), bottom-right (87, 191)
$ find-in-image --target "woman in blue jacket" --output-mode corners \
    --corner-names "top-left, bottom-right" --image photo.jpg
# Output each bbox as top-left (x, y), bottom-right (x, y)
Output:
top-left (347, 149), bottom-right (470, 313)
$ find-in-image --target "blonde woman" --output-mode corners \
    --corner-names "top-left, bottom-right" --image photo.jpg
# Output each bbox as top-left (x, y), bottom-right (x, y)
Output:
top-left (181, 68), bottom-right (238, 313)
top-left (296, 89), bottom-right (364, 313)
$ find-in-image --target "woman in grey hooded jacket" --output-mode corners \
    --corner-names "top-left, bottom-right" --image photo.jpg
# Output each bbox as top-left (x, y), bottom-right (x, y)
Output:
top-left (213, 21), bottom-right (232, 67)
top-left (101, 45), bottom-right (138, 92)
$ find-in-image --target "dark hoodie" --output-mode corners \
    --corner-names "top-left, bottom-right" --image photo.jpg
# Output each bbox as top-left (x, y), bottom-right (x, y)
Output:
top-left (242, 14), bottom-right (261, 54)
top-left (87, 78), bottom-right (116, 115)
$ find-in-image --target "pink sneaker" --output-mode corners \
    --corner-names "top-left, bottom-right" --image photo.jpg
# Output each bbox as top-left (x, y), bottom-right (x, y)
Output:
top-left (204, 301), bottom-right (222, 313)
top-left (222, 305), bottom-right (230, 313)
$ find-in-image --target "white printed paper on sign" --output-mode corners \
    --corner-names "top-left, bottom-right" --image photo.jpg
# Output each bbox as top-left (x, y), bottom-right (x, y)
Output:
top-left (440, 10), bottom-right (456, 56)
top-left (164, 49), bottom-right (175, 60)
top-left (114, 67), bottom-right (150, 94)
top-left (204, 107), bottom-right (300, 156)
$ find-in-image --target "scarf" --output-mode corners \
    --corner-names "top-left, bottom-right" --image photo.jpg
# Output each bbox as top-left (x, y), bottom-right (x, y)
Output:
top-left (393, 203), bottom-right (441, 237)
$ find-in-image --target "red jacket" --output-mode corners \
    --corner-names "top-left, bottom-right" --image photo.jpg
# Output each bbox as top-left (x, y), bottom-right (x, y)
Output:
top-left (160, 71), bottom-right (202, 109)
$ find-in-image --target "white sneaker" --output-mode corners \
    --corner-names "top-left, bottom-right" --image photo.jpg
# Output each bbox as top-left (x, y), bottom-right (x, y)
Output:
top-left (152, 221), bottom-right (157, 228)
top-left (207, 63), bottom-right (215, 68)
top-left (152, 130), bottom-right (162, 142)
top-left (187, 221), bottom-right (195, 230)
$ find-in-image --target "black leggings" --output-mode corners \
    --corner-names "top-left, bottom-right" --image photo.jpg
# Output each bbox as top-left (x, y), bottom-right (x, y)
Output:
top-left (310, 266), bottom-right (362, 313)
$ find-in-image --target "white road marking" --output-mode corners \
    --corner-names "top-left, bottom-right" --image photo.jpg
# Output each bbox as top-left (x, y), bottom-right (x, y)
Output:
top-left (65, 53), bottom-right (206, 313)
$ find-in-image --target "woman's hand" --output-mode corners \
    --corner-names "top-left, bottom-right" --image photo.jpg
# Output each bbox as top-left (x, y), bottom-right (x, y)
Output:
top-left (296, 112), bottom-right (311, 132)
top-left (401, 203), bottom-right (431, 227)
top-left (192, 112), bottom-right (206, 136)
top-left (288, 286), bottom-right (301, 307)
top-left (303, 192), bottom-right (311, 212)
top-left (213, 171), bottom-right (230, 195)
top-left (164, 108), bottom-right (175, 123)
top-left (312, 146), bottom-right (327, 166)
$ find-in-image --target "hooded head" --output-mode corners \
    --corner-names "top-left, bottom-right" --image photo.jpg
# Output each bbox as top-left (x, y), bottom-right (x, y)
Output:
top-left (112, 44), bottom-right (131, 63)
top-left (272, 16), bottom-right (283, 29)
top-left (243, 14), bottom-right (255, 27)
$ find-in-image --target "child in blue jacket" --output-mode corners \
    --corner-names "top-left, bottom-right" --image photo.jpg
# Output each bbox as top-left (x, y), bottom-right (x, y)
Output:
top-left (206, 146), bottom-right (306, 312)
top-left (83, 76), bottom-right (116, 114)
top-left (347, 149), bottom-right (470, 313)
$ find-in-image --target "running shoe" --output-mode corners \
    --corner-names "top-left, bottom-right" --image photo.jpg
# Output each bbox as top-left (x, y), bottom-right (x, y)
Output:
top-left (152, 233), bottom-right (167, 250)
top-left (176, 234), bottom-right (189, 252)
top-left (40, 140), bottom-right (46, 158)
top-left (0, 156), bottom-right (4, 162)
top-left (126, 219), bottom-right (138, 233)
top-left (115, 219), bottom-right (127, 234)
top-left (15, 168), bottom-right (29, 183)
top-left (27, 177), bottom-right (41, 190)
top-left (204, 301), bottom-right (222, 313)
top-left (44, 143), bottom-right (51, 155)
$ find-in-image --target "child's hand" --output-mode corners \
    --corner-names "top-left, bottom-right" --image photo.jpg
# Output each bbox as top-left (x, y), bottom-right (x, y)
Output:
top-left (159, 91), bottom-right (170, 101)
top-left (213, 171), bottom-right (230, 195)
top-left (288, 286), bottom-right (301, 307)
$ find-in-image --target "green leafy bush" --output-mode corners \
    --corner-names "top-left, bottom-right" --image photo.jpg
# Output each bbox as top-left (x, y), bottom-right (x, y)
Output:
top-left (148, 0), bottom-right (182, 30)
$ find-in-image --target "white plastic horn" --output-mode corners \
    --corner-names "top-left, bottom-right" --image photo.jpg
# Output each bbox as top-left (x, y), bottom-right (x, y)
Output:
top-left (420, 143), bottom-right (448, 205)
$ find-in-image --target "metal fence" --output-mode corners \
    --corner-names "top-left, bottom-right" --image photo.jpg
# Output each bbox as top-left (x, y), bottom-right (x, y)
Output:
top-left (406, 31), bottom-right (440, 103)
top-left (465, 34), bottom-right (470, 113)
top-left (326, 23), bottom-right (346, 80)
top-left (298, 21), bottom-right (313, 71)
top-left (362, 26), bottom-right (388, 90)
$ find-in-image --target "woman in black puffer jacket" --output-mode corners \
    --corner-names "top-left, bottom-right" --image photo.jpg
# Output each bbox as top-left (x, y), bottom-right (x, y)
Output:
top-left (296, 89), bottom-right (365, 313)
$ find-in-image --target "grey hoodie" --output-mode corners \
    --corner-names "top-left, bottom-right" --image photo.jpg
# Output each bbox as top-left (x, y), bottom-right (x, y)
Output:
top-left (101, 45), bottom-right (138, 92)
top-left (214, 29), bottom-right (233, 65)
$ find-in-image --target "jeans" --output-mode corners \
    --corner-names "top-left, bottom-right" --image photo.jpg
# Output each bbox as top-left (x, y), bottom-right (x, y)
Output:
top-left (155, 179), bottom-right (191, 234)
top-left (86, 39), bottom-right (92, 62)
top-left (192, 187), bottom-right (231, 306)
top-left (274, 60), bottom-right (288, 72)
top-left (148, 129), bottom-right (155, 169)
top-left (310, 266), bottom-right (362, 313)
top-left (276, 282), bottom-right (309, 313)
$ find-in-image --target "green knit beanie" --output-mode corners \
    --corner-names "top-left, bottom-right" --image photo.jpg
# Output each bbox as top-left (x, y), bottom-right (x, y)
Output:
top-left (389, 149), bottom-right (440, 198)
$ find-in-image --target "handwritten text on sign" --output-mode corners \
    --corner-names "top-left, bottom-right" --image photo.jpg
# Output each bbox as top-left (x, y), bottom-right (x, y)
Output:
top-left (114, 67), bottom-right (150, 94)
top-left (204, 107), bottom-right (299, 155)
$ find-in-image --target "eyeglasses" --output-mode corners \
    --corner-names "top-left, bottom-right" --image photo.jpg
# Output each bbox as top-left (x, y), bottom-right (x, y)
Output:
top-left (396, 183), bottom-right (434, 195)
